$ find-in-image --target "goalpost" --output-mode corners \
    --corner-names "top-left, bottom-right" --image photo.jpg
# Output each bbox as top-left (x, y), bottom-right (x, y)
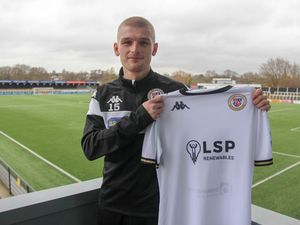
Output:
top-left (32, 87), bottom-right (54, 95)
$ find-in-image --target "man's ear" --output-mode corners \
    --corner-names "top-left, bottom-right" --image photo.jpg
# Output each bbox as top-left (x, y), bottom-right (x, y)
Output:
top-left (114, 43), bottom-right (120, 56)
top-left (152, 43), bottom-right (158, 56)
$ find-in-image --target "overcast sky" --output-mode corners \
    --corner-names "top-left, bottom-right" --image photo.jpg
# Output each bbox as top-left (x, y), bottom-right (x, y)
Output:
top-left (0, 0), bottom-right (299, 75)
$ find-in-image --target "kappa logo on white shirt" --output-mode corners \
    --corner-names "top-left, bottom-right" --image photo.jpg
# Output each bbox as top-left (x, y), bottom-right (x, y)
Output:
top-left (107, 95), bottom-right (123, 111)
top-left (171, 101), bottom-right (190, 111)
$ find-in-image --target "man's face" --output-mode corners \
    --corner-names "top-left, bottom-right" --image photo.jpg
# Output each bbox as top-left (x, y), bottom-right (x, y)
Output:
top-left (114, 25), bottom-right (158, 79)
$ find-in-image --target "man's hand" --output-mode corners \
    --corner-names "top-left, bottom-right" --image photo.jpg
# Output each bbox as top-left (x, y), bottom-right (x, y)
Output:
top-left (143, 95), bottom-right (164, 120)
top-left (253, 89), bottom-right (271, 112)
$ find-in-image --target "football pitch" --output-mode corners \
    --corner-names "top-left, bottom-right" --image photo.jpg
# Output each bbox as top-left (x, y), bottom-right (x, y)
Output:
top-left (0, 94), bottom-right (299, 219)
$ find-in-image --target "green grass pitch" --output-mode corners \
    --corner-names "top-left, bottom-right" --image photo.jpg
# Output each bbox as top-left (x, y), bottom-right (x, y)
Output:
top-left (0, 94), bottom-right (299, 219)
top-left (252, 103), bottom-right (300, 219)
top-left (0, 94), bottom-right (103, 186)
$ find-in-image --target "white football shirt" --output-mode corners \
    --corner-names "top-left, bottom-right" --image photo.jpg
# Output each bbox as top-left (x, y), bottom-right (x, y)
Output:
top-left (141, 86), bottom-right (272, 225)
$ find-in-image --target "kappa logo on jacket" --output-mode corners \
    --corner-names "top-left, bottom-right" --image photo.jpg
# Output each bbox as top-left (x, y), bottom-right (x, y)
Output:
top-left (107, 95), bottom-right (123, 111)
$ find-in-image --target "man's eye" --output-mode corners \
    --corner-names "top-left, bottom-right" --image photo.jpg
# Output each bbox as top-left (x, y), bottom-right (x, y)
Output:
top-left (122, 41), bottom-right (132, 45)
top-left (140, 41), bottom-right (149, 46)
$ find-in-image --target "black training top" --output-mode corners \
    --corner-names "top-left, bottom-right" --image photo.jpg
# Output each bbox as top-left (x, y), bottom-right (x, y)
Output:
top-left (81, 68), bottom-right (185, 216)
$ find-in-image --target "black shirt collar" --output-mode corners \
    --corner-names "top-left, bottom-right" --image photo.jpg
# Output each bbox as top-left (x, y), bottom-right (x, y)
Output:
top-left (118, 67), bottom-right (155, 88)
top-left (179, 85), bottom-right (233, 95)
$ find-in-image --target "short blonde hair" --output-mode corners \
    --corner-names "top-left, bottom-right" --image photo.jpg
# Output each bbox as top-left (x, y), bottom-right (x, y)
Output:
top-left (117, 16), bottom-right (156, 42)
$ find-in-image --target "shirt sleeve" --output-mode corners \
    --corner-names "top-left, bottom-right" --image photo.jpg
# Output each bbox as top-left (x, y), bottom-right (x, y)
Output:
top-left (255, 111), bottom-right (273, 166)
top-left (141, 121), bottom-right (160, 165)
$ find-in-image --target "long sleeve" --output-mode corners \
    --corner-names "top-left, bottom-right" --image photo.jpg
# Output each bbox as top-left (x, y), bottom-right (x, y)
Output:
top-left (81, 96), bottom-right (154, 160)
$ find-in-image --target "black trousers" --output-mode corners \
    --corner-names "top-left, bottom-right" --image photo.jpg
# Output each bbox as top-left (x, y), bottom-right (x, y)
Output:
top-left (97, 207), bottom-right (158, 225)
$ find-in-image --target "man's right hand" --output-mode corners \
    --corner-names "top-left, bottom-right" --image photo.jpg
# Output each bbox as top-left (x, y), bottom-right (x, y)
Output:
top-left (142, 95), bottom-right (164, 120)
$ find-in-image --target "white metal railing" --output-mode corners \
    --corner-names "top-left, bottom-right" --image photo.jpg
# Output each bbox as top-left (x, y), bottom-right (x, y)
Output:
top-left (0, 158), bottom-right (35, 196)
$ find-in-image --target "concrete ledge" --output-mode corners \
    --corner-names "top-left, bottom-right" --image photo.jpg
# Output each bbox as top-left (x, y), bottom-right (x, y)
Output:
top-left (0, 178), bottom-right (102, 225)
top-left (0, 178), bottom-right (299, 225)
top-left (252, 205), bottom-right (299, 225)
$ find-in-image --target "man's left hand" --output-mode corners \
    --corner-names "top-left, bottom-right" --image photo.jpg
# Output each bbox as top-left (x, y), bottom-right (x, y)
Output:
top-left (252, 89), bottom-right (271, 112)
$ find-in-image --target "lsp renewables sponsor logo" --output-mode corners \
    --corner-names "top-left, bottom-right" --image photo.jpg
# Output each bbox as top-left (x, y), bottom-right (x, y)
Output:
top-left (186, 140), bottom-right (235, 164)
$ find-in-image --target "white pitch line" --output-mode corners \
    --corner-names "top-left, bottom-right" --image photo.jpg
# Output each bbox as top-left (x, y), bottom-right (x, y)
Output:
top-left (290, 127), bottom-right (300, 132)
top-left (269, 108), bottom-right (295, 113)
top-left (273, 151), bottom-right (300, 159)
top-left (0, 130), bottom-right (81, 182)
top-left (252, 161), bottom-right (300, 188)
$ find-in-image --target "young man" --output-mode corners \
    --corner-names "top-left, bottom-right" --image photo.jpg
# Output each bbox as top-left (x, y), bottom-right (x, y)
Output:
top-left (81, 16), bottom-right (271, 225)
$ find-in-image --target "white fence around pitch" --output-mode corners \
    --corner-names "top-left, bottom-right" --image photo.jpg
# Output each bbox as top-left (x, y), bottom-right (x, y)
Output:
top-left (264, 92), bottom-right (300, 104)
top-left (0, 159), bottom-right (35, 196)
top-left (262, 87), bottom-right (300, 104)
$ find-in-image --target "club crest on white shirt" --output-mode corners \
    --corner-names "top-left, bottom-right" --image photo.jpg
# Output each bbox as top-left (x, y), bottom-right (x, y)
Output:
top-left (147, 88), bottom-right (164, 99)
top-left (228, 94), bottom-right (247, 111)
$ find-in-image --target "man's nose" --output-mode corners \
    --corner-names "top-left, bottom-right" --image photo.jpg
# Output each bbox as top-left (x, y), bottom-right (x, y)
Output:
top-left (130, 41), bottom-right (140, 53)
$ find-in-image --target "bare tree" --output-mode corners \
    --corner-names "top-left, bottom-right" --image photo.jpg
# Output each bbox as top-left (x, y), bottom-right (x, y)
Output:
top-left (171, 70), bottom-right (193, 86)
top-left (60, 69), bottom-right (78, 80)
top-left (191, 74), bottom-right (211, 84)
top-left (205, 70), bottom-right (219, 77)
top-left (28, 67), bottom-right (50, 80)
top-left (222, 69), bottom-right (239, 78)
top-left (259, 58), bottom-right (292, 87)
top-left (290, 63), bottom-right (300, 87)
top-left (90, 69), bottom-right (103, 81)
top-left (237, 72), bottom-right (265, 85)
top-left (99, 67), bottom-right (117, 84)
top-left (0, 66), bottom-right (12, 80)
